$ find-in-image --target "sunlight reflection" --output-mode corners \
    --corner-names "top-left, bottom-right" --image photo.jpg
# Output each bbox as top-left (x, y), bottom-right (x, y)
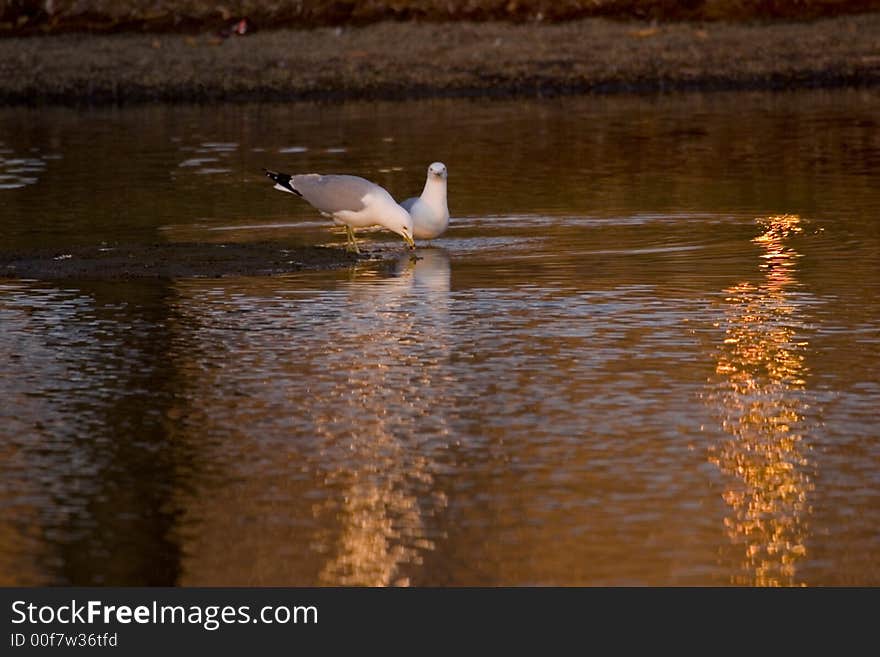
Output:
top-left (708, 214), bottom-right (814, 586)
top-left (315, 250), bottom-right (452, 586)
top-left (172, 249), bottom-right (452, 586)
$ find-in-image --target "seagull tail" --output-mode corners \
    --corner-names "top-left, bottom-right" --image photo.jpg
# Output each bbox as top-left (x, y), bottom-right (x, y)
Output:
top-left (264, 169), bottom-right (302, 197)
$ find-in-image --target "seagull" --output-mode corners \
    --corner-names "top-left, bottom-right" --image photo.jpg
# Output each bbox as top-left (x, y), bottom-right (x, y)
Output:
top-left (265, 169), bottom-right (415, 253)
top-left (402, 162), bottom-right (450, 240)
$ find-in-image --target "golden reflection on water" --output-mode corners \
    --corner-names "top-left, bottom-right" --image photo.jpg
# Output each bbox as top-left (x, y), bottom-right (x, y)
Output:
top-left (314, 251), bottom-right (451, 586)
top-left (708, 214), bottom-right (814, 586)
top-left (172, 250), bottom-right (452, 586)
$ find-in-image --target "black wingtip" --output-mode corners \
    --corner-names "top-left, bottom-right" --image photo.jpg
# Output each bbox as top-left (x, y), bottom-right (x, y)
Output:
top-left (264, 168), bottom-right (301, 196)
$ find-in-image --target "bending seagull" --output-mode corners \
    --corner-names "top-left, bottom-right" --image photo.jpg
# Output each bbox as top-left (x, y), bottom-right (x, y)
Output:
top-left (265, 169), bottom-right (415, 253)
top-left (401, 162), bottom-right (450, 240)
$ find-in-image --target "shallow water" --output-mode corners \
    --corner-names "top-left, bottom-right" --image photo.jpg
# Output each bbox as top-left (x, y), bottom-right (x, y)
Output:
top-left (1, 90), bottom-right (879, 585)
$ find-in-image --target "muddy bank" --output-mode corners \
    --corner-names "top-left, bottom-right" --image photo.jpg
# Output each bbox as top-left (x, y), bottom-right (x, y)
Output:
top-left (0, 242), bottom-right (370, 279)
top-left (2, 0), bottom-right (880, 35)
top-left (1, 14), bottom-right (879, 104)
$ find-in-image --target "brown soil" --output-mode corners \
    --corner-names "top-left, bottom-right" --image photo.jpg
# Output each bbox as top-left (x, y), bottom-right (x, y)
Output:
top-left (0, 242), bottom-right (369, 279)
top-left (1, 14), bottom-right (879, 105)
top-left (2, 1), bottom-right (879, 36)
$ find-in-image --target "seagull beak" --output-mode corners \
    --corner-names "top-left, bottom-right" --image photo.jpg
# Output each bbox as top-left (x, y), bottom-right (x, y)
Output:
top-left (404, 234), bottom-right (415, 249)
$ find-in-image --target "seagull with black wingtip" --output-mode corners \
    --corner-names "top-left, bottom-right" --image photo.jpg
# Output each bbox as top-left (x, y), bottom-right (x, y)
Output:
top-left (264, 169), bottom-right (415, 253)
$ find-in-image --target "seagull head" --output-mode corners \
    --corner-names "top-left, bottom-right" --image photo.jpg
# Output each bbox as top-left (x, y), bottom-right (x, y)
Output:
top-left (428, 162), bottom-right (447, 180)
top-left (388, 205), bottom-right (416, 249)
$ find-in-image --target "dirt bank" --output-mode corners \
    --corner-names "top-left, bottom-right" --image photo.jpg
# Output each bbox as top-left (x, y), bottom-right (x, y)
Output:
top-left (1, 14), bottom-right (879, 104)
top-left (0, 242), bottom-right (370, 279)
top-left (2, 1), bottom-right (880, 35)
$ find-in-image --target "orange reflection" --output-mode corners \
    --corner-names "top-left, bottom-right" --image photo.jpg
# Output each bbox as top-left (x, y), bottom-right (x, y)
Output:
top-left (170, 250), bottom-right (452, 586)
top-left (315, 251), bottom-right (451, 586)
top-left (708, 214), bottom-right (813, 586)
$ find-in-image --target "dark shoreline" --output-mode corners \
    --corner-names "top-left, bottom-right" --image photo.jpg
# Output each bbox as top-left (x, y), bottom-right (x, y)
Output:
top-left (0, 243), bottom-right (371, 280)
top-left (1, 15), bottom-right (879, 105)
top-left (5, 1), bottom-right (879, 37)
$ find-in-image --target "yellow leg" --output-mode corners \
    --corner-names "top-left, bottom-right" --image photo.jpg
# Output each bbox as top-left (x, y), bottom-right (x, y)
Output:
top-left (345, 225), bottom-right (360, 254)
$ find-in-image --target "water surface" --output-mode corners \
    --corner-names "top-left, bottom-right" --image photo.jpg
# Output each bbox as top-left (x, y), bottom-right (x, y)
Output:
top-left (1, 90), bottom-right (879, 585)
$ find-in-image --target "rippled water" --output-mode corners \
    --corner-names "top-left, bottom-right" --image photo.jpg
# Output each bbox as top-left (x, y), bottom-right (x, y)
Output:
top-left (1, 90), bottom-right (879, 585)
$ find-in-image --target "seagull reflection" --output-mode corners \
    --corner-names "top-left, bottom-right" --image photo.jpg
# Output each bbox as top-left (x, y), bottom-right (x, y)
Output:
top-left (707, 214), bottom-right (815, 586)
top-left (315, 248), bottom-right (452, 586)
top-left (390, 248), bottom-right (452, 291)
top-left (168, 248), bottom-right (453, 586)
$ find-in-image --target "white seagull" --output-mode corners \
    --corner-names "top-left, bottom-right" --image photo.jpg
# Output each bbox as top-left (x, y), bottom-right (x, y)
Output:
top-left (265, 169), bottom-right (415, 253)
top-left (402, 162), bottom-right (450, 240)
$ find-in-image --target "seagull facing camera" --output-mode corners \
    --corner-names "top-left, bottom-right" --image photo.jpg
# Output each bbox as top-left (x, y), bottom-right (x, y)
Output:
top-left (402, 162), bottom-right (450, 240)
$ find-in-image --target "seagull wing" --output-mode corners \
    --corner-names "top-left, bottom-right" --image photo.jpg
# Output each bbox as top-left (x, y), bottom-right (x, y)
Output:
top-left (289, 174), bottom-right (379, 215)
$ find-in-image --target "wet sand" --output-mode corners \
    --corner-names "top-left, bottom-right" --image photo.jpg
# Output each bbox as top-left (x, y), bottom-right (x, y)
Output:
top-left (5, 1), bottom-right (878, 36)
top-left (0, 243), bottom-right (370, 279)
top-left (1, 14), bottom-right (879, 104)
